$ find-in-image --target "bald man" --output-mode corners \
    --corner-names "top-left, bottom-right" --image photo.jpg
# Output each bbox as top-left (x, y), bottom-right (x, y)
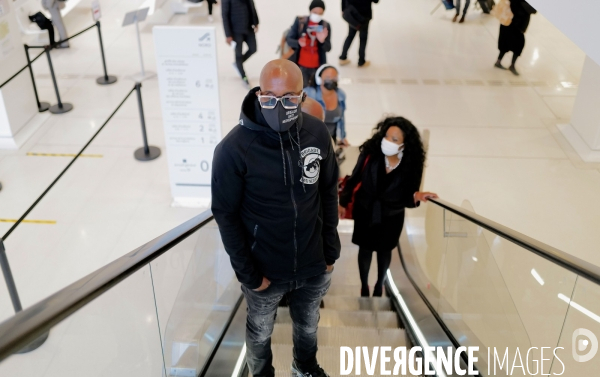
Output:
top-left (301, 96), bottom-right (325, 121)
top-left (212, 59), bottom-right (340, 377)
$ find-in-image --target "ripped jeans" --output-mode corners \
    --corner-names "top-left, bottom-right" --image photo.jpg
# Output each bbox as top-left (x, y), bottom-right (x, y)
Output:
top-left (241, 271), bottom-right (332, 377)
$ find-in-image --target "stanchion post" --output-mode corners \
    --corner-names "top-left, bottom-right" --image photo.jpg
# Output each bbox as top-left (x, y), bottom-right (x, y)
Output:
top-left (44, 46), bottom-right (73, 114)
top-left (0, 239), bottom-right (22, 313)
top-left (95, 21), bottom-right (117, 85)
top-left (0, 239), bottom-right (50, 352)
top-left (23, 45), bottom-right (50, 112)
top-left (133, 82), bottom-right (160, 161)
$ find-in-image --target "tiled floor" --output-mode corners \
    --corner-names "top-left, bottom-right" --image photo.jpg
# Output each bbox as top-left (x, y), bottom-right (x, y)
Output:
top-left (0, 0), bottom-right (599, 371)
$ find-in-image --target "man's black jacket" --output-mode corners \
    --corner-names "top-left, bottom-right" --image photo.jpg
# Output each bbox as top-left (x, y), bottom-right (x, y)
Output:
top-left (211, 88), bottom-right (341, 289)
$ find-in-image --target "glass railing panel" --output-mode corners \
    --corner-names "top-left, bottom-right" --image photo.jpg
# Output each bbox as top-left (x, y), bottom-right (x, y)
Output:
top-left (437, 209), bottom-right (532, 375)
top-left (151, 220), bottom-right (240, 377)
top-left (402, 201), bottom-right (448, 310)
top-left (551, 276), bottom-right (600, 375)
top-left (0, 266), bottom-right (165, 377)
top-left (483, 228), bottom-right (577, 375)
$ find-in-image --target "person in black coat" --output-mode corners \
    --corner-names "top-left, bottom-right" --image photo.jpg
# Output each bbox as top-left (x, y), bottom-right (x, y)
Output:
top-left (339, 117), bottom-right (437, 297)
top-left (495, 0), bottom-right (537, 76)
top-left (222, 0), bottom-right (259, 87)
top-left (286, 0), bottom-right (332, 87)
top-left (339, 0), bottom-right (379, 67)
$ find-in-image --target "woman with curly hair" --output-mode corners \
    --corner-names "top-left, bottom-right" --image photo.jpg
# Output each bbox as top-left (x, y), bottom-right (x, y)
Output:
top-left (339, 116), bottom-right (438, 296)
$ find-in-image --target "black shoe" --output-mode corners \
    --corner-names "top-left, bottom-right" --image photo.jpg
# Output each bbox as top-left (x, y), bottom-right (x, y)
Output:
top-left (291, 361), bottom-right (330, 377)
top-left (452, 14), bottom-right (458, 22)
top-left (320, 299), bottom-right (325, 309)
top-left (373, 285), bottom-right (383, 297)
top-left (509, 65), bottom-right (520, 76)
top-left (459, 15), bottom-right (465, 23)
top-left (361, 286), bottom-right (370, 297)
top-left (494, 61), bottom-right (507, 70)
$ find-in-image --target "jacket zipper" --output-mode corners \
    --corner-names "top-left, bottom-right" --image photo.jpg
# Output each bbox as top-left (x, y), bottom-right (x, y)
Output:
top-left (251, 224), bottom-right (258, 251)
top-left (286, 150), bottom-right (298, 275)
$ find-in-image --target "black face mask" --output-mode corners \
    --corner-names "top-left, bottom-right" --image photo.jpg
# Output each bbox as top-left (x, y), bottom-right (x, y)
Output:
top-left (323, 80), bottom-right (338, 91)
top-left (261, 102), bottom-right (300, 132)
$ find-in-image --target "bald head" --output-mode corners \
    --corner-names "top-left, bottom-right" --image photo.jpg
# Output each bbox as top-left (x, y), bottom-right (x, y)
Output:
top-left (259, 59), bottom-right (304, 97)
top-left (301, 97), bottom-right (325, 121)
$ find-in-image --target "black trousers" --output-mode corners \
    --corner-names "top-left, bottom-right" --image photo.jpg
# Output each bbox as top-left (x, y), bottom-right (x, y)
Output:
top-left (233, 31), bottom-right (257, 78)
top-left (358, 247), bottom-right (392, 290)
top-left (340, 21), bottom-right (370, 65)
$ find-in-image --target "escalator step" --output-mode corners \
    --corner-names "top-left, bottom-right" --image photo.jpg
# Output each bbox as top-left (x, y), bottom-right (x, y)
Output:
top-left (275, 308), bottom-right (399, 329)
top-left (266, 344), bottom-right (420, 377)
top-left (271, 324), bottom-right (406, 348)
top-left (322, 296), bottom-right (392, 311)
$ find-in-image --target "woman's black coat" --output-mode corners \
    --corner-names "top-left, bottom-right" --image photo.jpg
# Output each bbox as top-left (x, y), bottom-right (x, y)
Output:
top-left (340, 151), bottom-right (423, 251)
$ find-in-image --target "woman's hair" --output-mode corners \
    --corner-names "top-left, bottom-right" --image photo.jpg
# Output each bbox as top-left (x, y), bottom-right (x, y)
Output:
top-left (360, 116), bottom-right (426, 173)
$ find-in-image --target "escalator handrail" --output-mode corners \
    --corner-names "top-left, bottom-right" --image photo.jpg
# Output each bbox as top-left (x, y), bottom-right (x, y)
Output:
top-left (430, 198), bottom-right (600, 285)
top-left (0, 210), bottom-right (214, 363)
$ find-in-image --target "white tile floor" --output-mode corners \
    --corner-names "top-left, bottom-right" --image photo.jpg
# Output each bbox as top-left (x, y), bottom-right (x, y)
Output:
top-left (0, 0), bottom-right (600, 373)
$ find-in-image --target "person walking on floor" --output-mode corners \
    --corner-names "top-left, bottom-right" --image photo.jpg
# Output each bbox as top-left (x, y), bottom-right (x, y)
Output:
top-left (286, 0), bottom-right (332, 88)
top-left (338, 116), bottom-right (437, 297)
top-left (339, 0), bottom-right (379, 68)
top-left (304, 64), bottom-right (349, 146)
top-left (222, 0), bottom-right (259, 87)
top-left (212, 59), bottom-right (340, 377)
top-left (494, 0), bottom-right (537, 76)
top-left (453, 0), bottom-right (470, 23)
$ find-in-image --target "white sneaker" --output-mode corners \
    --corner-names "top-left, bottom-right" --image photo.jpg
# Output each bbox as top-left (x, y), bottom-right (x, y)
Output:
top-left (232, 63), bottom-right (242, 78)
top-left (208, 15), bottom-right (214, 23)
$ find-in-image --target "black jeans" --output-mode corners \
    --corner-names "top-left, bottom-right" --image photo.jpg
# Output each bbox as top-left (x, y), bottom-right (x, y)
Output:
top-left (241, 271), bottom-right (332, 377)
top-left (233, 31), bottom-right (257, 78)
top-left (339, 21), bottom-right (370, 65)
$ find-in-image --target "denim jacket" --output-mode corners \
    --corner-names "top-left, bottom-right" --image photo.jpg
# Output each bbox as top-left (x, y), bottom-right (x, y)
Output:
top-left (303, 86), bottom-right (347, 139)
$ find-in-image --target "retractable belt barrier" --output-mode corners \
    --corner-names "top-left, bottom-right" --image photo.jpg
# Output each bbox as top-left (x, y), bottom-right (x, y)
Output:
top-left (0, 21), bottom-right (117, 114)
top-left (0, 81), bottom-right (161, 353)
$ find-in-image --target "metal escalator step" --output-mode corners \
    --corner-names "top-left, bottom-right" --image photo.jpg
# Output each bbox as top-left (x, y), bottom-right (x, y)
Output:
top-left (325, 284), bottom-right (363, 297)
top-left (275, 308), bottom-right (399, 329)
top-left (271, 324), bottom-right (406, 348)
top-left (322, 296), bottom-right (392, 311)
top-left (267, 344), bottom-right (420, 377)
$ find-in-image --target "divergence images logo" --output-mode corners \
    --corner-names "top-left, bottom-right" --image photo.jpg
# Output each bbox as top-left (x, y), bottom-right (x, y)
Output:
top-left (199, 33), bottom-right (211, 42)
top-left (572, 328), bottom-right (598, 363)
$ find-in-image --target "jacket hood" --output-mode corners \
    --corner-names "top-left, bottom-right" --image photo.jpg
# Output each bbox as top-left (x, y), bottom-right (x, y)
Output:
top-left (239, 87), bottom-right (303, 135)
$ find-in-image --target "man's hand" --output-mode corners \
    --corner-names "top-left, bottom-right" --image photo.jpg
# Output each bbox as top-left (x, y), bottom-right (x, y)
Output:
top-left (253, 277), bottom-right (271, 292)
top-left (338, 204), bottom-right (346, 219)
top-left (226, 37), bottom-right (233, 45)
top-left (414, 192), bottom-right (439, 203)
top-left (326, 265), bottom-right (334, 273)
top-left (253, 25), bottom-right (259, 33)
top-left (316, 28), bottom-right (328, 43)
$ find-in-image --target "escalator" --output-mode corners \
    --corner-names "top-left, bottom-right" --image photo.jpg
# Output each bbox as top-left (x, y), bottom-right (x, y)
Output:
top-left (1, 179), bottom-right (600, 376)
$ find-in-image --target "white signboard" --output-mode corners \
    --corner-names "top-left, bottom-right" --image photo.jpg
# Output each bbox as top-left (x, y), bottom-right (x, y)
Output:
top-left (153, 26), bottom-right (222, 207)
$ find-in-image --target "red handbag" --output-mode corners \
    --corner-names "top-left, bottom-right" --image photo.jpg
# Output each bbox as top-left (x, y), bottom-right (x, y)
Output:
top-left (338, 155), bottom-right (370, 219)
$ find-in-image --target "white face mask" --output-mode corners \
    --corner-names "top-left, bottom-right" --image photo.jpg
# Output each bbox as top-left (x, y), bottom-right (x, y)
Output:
top-left (381, 138), bottom-right (404, 156)
top-left (309, 13), bottom-right (322, 23)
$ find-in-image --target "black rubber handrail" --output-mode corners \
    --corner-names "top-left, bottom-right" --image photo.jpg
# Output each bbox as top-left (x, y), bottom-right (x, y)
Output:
top-left (430, 198), bottom-right (600, 285)
top-left (0, 210), bottom-right (214, 363)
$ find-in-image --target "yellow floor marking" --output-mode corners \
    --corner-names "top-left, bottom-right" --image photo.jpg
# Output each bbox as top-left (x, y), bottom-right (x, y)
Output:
top-left (0, 219), bottom-right (57, 224)
top-left (27, 153), bottom-right (103, 158)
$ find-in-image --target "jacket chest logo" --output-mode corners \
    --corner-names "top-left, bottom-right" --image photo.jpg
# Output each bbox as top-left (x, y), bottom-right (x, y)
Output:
top-left (300, 147), bottom-right (322, 185)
